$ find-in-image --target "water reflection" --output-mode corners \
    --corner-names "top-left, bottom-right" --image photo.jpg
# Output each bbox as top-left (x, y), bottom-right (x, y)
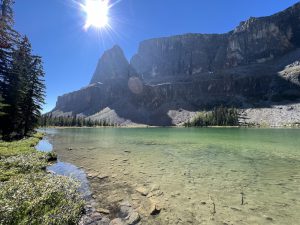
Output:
top-left (48, 161), bottom-right (91, 198)
top-left (35, 139), bottom-right (53, 152)
top-left (35, 138), bottom-right (91, 199)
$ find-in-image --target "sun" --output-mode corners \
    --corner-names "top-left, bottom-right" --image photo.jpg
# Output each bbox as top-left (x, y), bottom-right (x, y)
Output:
top-left (82, 0), bottom-right (109, 29)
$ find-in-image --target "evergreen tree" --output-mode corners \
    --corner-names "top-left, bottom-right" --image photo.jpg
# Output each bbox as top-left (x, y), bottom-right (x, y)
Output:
top-left (38, 115), bottom-right (114, 128)
top-left (185, 106), bottom-right (240, 127)
top-left (0, 0), bottom-right (19, 82)
top-left (0, 0), bottom-right (20, 137)
top-left (0, 94), bottom-right (7, 117)
top-left (1, 34), bottom-right (45, 138)
top-left (16, 37), bottom-right (45, 135)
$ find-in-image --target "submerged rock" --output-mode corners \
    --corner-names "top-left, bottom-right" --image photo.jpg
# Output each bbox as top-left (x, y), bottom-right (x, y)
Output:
top-left (149, 202), bottom-right (161, 215)
top-left (136, 187), bottom-right (149, 196)
top-left (97, 174), bottom-right (109, 179)
top-left (87, 172), bottom-right (99, 178)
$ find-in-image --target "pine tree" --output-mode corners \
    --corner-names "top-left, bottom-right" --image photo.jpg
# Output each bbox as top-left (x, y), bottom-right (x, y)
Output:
top-left (0, 94), bottom-right (7, 117)
top-left (0, 0), bottom-right (18, 82)
top-left (4, 36), bottom-right (45, 137)
top-left (18, 37), bottom-right (45, 135)
top-left (0, 0), bottom-right (20, 138)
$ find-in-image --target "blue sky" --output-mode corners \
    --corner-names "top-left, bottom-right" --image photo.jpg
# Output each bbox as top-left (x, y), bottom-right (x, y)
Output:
top-left (13, 0), bottom-right (300, 113)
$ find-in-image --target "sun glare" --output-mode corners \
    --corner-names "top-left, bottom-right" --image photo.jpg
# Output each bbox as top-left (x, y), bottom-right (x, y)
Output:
top-left (82, 0), bottom-right (109, 29)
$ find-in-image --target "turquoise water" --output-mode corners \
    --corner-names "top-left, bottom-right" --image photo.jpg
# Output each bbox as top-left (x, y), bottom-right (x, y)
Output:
top-left (45, 128), bottom-right (300, 225)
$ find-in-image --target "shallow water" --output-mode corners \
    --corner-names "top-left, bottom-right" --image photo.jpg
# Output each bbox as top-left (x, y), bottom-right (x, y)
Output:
top-left (45, 128), bottom-right (300, 225)
top-left (35, 138), bottom-right (91, 199)
top-left (35, 139), bottom-right (53, 152)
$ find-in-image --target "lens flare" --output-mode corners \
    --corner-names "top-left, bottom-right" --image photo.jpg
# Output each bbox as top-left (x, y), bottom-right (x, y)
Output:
top-left (82, 0), bottom-right (109, 29)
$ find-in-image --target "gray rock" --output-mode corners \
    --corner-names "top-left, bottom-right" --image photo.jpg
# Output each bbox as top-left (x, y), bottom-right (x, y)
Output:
top-left (109, 218), bottom-right (124, 225)
top-left (90, 212), bottom-right (102, 221)
top-left (126, 212), bottom-right (140, 225)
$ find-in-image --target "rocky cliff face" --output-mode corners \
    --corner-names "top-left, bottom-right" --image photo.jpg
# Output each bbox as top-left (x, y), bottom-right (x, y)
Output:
top-left (51, 2), bottom-right (300, 126)
top-left (130, 34), bottom-right (229, 82)
top-left (90, 45), bottom-right (130, 84)
top-left (227, 3), bottom-right (300, 67)
top-left (131, 2), bottom-right (300, 83)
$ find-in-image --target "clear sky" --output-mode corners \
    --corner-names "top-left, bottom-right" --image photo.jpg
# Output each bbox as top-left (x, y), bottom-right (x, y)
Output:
top-left (13, 0), bottom-right (300, 113)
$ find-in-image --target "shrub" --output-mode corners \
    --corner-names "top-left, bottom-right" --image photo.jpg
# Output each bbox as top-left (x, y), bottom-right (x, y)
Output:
top-left (0, 174), bottom-right (84, 225)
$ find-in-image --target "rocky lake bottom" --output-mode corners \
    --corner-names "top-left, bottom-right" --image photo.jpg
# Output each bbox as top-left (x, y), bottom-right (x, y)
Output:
top-left (40, 128), bottom-right (300, 225)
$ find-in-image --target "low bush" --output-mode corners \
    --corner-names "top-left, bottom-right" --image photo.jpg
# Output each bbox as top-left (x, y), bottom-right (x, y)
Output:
top-left (0, 174), bottom-right (84, 225)
top-left (0, 132), bottom-right (84, 224)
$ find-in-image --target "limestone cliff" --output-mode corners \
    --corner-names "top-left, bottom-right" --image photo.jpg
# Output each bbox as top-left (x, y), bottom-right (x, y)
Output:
top-left (50, 2), bottom-right (300, 126)
top-left (131, 2), bottom-right (300, 83)
top-left (90, 45), bottom-right (130, 84)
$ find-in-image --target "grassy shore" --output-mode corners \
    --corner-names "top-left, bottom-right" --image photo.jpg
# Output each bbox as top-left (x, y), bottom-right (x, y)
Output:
top-left (0, 133), bottom-right (84, 225)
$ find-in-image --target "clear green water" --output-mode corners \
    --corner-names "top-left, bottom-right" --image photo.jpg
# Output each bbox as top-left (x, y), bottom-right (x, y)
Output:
top-left (45, 128), bottom-right (300, 225)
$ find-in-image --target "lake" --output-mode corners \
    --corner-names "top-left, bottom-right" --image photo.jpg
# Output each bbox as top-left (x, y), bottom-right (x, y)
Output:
top-left (43, 127), bottom-right (300, 225)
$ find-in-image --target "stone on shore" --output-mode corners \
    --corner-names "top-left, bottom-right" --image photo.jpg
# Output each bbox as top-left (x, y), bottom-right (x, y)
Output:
top-left (97, 208), bottom-right (110, 214)
top-left (127, 211), bottom-right (140, 225)
top-left (109, 218), bottom-right (124, 225)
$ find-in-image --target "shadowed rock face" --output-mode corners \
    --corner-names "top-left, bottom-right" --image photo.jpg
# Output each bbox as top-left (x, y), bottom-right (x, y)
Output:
top-left (130, 34), bottom-right (229, 82)
top-left (51, 2), bottom-right (300, 126)
top-left (90, 45), bottom-right (130, 84)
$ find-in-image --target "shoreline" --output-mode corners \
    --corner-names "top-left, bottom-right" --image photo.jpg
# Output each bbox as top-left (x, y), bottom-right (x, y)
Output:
top-left (43, 132), bottom-right (151, 225)
top-left (40, 124), bottom-right (300, 129)
top-left (0, 133), bottom-right (84, 224)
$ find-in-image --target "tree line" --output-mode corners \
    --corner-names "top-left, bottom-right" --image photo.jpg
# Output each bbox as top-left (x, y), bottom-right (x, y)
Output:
top-left (0, 0), bottom-right (45, 140)
top-left (39, 115), bottom-right (115, 127)
top-left (185, 106), bottom-right (239, 127)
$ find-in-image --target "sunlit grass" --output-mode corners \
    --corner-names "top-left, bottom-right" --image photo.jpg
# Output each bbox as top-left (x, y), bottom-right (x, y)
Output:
top-left (0, 133), bottom-right (84, 224)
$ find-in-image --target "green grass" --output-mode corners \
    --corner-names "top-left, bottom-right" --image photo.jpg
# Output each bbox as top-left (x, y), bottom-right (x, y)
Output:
top-left (0, 132), bottom-right (84, 225)
top-left (0, 133), bottom-right (43, 157)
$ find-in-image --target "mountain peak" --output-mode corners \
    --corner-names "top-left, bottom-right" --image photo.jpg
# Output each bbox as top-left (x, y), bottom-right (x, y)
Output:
top-left (90, 45), bottom-right (129, 84)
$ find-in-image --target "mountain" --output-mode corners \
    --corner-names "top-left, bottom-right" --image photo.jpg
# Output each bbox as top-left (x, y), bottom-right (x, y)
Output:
top-left (50, 2), bottom-right (300, 126)
top-left (90, 45), bottom-right (130, 84)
